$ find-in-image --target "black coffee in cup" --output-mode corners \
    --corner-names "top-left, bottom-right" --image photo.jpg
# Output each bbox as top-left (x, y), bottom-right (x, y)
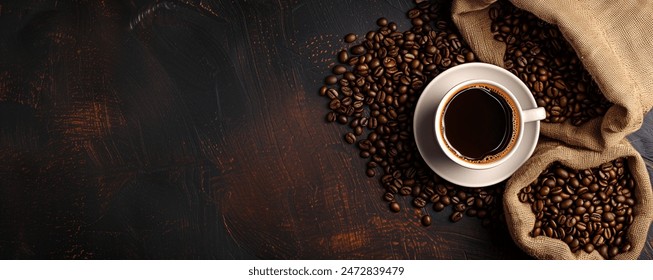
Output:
top-left (439, 83), bottom-right (520, 164)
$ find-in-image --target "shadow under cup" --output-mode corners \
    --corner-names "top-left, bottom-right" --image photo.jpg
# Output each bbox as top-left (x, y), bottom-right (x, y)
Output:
top-left (436, 81), bottom-right (522, 169)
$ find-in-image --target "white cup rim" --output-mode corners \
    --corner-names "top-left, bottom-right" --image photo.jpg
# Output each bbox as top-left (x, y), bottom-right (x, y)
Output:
top-left (434, 79), bottom-right (526, 170)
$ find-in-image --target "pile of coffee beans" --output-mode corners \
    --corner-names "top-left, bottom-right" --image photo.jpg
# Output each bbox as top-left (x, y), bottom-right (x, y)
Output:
top-left (519, 159), bottom-right (636, 259)
top-left (320, 0), bottom-right (504, 226)
top-left (489, 1), bottom-right (612, 125)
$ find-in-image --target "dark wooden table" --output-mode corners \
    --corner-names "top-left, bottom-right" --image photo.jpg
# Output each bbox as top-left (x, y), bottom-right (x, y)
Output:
top-left (0, 0), bottom-right (651, 259)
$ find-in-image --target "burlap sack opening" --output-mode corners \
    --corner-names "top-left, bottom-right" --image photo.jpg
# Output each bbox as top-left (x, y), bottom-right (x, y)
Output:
top-left (504, 140), bottom-right (653, 260)
top-left (452, 0), bottom-right (653, 151)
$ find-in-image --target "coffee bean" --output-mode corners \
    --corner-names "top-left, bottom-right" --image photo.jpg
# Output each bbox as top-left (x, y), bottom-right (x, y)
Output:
top-left (328, 100), bottom-right (340, 111)
top-left (358, 139), bottom-right (372, 150)
top-left (413, 197), bottom-right (426, 208)
top-left (350, 45), bottom-right (365, 55)
top-left (569, 238), bottom-right (580, 250)
top-left (553, 80), bottom-right (567, 90)
top-left (440, 195), bottom-right (450, 206)
top-left (421, 215), bottom-right (432, 226)
top-left (344, 33), bottom-right (357, 43)
top-left (390, 202), bottom-right (401, 213)
top-left (338, 50), bottom-right (349, 64)
top-left (433, 202), bottom-right (445, 212)
top-left (539, 186), bottom-right (550, 196)
top-left (440, 57), bottom-right (451, 67)
top-left (400, 186), bottom-right (411, 196)
top-left (341, 97), bottom-right (352, 107)
top-left (451, 211), bottom-right (463, 222)
top-left (569, 177), bottom-right (580, 188)
top-left (622, 243), bottom-right (632, 253)
top-left (517, 56), bottom-right (527, 67)
top-left (550, 188), bottom-right (563, 198)
top-left (489, 7), bottom-right (499, 20)
top-left (466, 197), bottom-right (475, 206)
top-left (337, 114), bottom-right (348, 124)
top-left (625, 198), bottom-right (635, 206)
top-left (326, 111), bottom-right (337, 122)
top-left (555, 168), bottom-right (569, 179)
top-left (325, 75), bottom-right (338, 85)
top-left (376, 17), bottom-right (388, 27)
top-left (560, 199), bottom-right (573, 209)
top-left (465, 51), bottom-right (475, 62)
top-left (535, 200), bottom-right (544, 212)
top-left (532, 228), bottom-right (542, 237)
top-left (598, 245), bottom-right (609, 259)
top-left (383, 192), bottom-right (395, 202)
top-left (590, 213), bottom-right (601, 223)
top-left (602, 212), bottom-right (615, 223)
top-left (326, 88), bottom-right (339, 99)
top-left (533, 81), bottom-right (544, 92)
top-left (344, 132), bottom-right (356, 144)
top-left (603, 229), bottom-right (613, 240)
top-left (332, 65), bottom-right (347, 75)
top-left (592, 235), bottom-right (605, 246)
top-left (518, 191), bottom-right (529, 203)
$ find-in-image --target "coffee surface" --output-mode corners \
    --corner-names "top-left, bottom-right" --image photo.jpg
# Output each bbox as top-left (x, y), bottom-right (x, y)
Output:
top-left (442, 86), bottom-right (514, 162)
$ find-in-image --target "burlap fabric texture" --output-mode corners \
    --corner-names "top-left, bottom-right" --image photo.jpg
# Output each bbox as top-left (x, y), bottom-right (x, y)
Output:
top-left (452, 0), bottom-right (653, 259)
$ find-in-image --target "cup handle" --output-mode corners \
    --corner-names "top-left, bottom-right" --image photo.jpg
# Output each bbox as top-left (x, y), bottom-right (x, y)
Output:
top-left (522, 107), bottom-right (546, 123)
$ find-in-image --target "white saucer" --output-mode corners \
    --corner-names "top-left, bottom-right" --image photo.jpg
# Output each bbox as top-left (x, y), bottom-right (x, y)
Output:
top-left (413, 63), bottom-right (541, 187)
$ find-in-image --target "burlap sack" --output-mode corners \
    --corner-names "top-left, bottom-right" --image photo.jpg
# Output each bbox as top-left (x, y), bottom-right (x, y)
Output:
top-left (451, 0), bottom-right (653, 259)
top-left (504, 140), bottom-right (653, 259)
top-left (452, 0), bottom-right (653, 151)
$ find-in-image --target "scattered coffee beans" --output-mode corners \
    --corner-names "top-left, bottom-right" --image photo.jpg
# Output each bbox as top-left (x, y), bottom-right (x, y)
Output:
top-left (519, 158), bottom-right (636, 259)
top-left (320, 0), bottom-right (505, 226)
top-left (321, 0), bottom-right (615, 229)
top-left (490, 1), bottom-right (612, 125)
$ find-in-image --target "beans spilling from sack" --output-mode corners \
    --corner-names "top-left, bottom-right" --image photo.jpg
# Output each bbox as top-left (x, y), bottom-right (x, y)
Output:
top-left (489, 1), bottom-right (612, 125)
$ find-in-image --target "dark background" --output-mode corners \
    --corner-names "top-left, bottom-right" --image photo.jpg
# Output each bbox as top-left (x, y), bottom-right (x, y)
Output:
top-left (0, 0), bottom-right (651, 259)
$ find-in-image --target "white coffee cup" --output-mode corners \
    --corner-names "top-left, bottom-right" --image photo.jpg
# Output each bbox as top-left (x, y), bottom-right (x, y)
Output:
top-left (434, 79), bottom-right (546, 170)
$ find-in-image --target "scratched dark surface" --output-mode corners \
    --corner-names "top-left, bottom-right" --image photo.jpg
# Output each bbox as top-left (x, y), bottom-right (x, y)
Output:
top-left (0, 0), bottom-right (652, 259)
